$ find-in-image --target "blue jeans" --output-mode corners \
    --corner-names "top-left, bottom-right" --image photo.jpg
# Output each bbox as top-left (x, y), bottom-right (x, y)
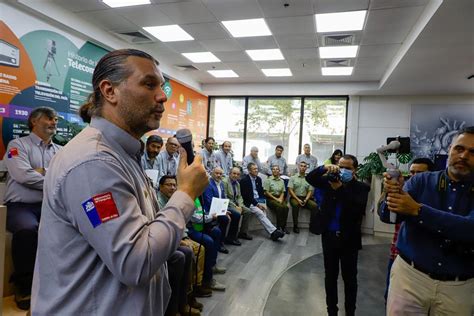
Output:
top-left (188, 225), bottom-right (221, 283)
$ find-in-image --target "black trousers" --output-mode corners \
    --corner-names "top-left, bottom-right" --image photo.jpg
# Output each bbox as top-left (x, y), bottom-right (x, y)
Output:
top-left (165, 246), bottom-right (193, 316)
top-left (322, 232), bottom-right (359, 316)
top-left (6, 202), bottom-right (42, 295)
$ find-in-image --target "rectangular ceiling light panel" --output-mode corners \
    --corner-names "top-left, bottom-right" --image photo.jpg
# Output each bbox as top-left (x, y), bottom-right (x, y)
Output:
top-left (182, 52), bottom-right (221, 63)
top-left (222, 18), bottom-right (272, 38)
top-left (208, 70), bottom-right (239, 78)
top-left (315, 10), bottom-right (367, 32)
top-left (246, 49), bottom-right (284, 61)
top-left (262, 68), bottom-right (292, 77)
top-left (321, 67), bottom-right (353, 76)
top-left (319, 45), bottom-right (358, 58)
top-left (143, 25), bottom-right (194, 42)
top-left (103, 0), bottom-right (150, 8)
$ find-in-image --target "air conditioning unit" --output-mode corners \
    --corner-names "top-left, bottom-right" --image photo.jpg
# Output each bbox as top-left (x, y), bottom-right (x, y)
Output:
top-left (114, 31), bottom-right (154, 44)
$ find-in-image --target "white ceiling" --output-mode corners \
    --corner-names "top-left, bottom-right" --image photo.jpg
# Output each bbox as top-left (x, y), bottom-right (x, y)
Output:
top-left (14, 0), bottom-right (474, 95)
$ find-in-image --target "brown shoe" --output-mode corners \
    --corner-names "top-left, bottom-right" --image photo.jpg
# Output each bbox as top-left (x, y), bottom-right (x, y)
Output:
top-left (193, 286), bottom-right (212, 298)
top-left (188, 295), bottom-right (204, 311)
top-left (180, 304), bottom-right (201, 316)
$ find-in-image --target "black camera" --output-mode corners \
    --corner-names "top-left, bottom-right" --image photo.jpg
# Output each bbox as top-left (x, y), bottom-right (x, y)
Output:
top-left (326, 171), bottom-right (341, 182)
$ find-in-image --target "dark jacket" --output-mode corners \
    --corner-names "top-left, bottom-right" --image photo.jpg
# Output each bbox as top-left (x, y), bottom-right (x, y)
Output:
top-left (240, 174), bottom-right (265, 207)
top-left (306, 166), bottom-right (370, 249)
top-left (202, 178), bottom-right (226, 212)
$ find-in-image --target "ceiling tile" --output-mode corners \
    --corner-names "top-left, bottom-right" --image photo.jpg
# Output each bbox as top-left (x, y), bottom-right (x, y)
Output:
top-left (181, 23), bottom-right (230, 40)
top-left (163, 41), bottom-right (208, 53)
top-left (76, 10), bottom-right (139, 31)
top-left (236, 36), bottom-right (278, 49)
top-left (312, 0), bottom-right (369, 13)
top-left (358, 44), bottom-right (400, 58)
top-left (369, 0), bottom-right (428, 10)
top-left (200, 39), bottom-right (243, 52)
top-left (258, 0), bottom-right (313, 18)
top-left (362, 6), bottom-right (425, 45)
top-left (274, 34), bottom-right (318, 49)
top-left (281, 48), bottom-right (318, 60)
top-left (116, 5), bottom-right (173, 27)
top-left (157, 2), bottom-right (217, 24)
top-left (224, 62), bottom-right (262, 75)
top-left (213, 51), bottom-right (251, 62)
top-left (254, 60), bottom-right (289, 68)
top-left (202, 0), bottom-right (263, 20)
top-left (52, 0), bottom-right (109, 12)
top-left (266, 15), bottom-right (315, 35)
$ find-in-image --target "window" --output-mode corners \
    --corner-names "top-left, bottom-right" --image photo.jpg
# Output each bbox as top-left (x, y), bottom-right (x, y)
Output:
top-left (302, 98), bottom-right (347, 164)
top-left (208, 98), bottom-right (245, 161)
top-left (246, 97), bottom-right (301, 165)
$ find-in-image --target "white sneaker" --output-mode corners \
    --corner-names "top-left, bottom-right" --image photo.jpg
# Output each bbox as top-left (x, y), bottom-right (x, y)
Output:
top-left (212, 266), bottom-right (227, 274)
top-left (211, 279), bottom-right (226, 291)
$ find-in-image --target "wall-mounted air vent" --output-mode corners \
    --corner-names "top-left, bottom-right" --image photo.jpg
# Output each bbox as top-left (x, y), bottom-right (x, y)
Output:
top-left (323, 34), bottom-right (355, 46)
top-left (114, 31), bottom-right (154, 43)
top-left (323, 59), bottom-right (351, 67)
top-left (174, 65), bottom-right (199, 71)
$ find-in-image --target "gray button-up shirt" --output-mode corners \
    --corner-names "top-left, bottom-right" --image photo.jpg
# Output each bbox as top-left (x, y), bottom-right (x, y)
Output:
top-left (3, 132), bottom-right (61, 203)
top-left (215, 149), bottom-right (233, 176)
top-left (242, 154), bottom-right (264, 175)
top-left (32, 117), bottom-right (194, 316)
top-left (295, 154), bottom-right (318, 174)
top-left (266, 154), bottom-right (288, 176)
top-left (141, 151), bottom-right (160, 171)
top-left (156, 150), bottom-right (179, 181)
top-left (200, 148), bottom-right (217, 174)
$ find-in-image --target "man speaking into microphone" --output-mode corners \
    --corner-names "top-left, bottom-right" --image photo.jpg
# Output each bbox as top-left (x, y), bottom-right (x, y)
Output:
top-left (31, 49), bottom-right (208, 315)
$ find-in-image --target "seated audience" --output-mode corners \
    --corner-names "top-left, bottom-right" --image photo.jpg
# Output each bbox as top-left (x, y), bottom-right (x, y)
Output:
top-left (242, 146), bottom-right (264, 175)
top-left (156, 136), bottom-right (180, 182)
top-left (266, 145), bottom-right (288, 176)
top-left (323, 149), bottom-right (343, 166)
top-left (288, 161), bottom-right (318, 233)
top-left (202, 167), bottom-right (242, 250)
top-left (215, 141), bottom-right (233, 176)
top-left (225, 166), bottom-right (284, 241)
top-left (200, 137), bottom-right (218, 175)
top-left (263, 165), bottom-right (290, 234)
top-left (295, 143), bottom-right (318, 174)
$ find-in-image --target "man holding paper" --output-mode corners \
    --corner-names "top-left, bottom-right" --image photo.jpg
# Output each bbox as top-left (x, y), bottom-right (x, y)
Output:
top-left (202, 167), bottom-right (242, 251)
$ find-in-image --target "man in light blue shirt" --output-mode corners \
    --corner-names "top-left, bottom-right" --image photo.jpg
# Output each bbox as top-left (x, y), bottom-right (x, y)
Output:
top-left (242, 146), bottom-right (264, 175)
top-left (215, 140), bottom-right (233, 176)
top-left (156, 136), bottom-right (180, 182)
top-left (141, 134), bottom-right (163, 171)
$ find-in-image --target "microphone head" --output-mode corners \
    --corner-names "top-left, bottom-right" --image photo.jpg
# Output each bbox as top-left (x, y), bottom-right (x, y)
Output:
top-left (176, 128), bottom-right (192, 144)
top-left (376, 140), bottom-right (400, 153)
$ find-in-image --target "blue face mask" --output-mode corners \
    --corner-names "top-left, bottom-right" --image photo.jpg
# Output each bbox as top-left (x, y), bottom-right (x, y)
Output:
top-left (340, 168), bottom-right (353, 183)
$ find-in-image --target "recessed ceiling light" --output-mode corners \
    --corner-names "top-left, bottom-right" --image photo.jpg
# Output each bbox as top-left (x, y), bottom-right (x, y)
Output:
top-left (319, 46), bottom-right (358, 58)
top-left (222, 18), bottom-right (272, 38)
top-left (262, 68), bottom-right (292, 77)
top-left (208, 70), bottom-right (239, 78)
top-left (143, 25), bottom-right (193, 42)
top-left (245, 49), bottom-right (284, 61)
top-left (102, 0), bottom-right (150, 8)
top-left (182, 52), bottom-right (221, 63)
top-left (321, 67), bottom-right (353, 76)
top-left (315, 10), bottom-right (367, 32)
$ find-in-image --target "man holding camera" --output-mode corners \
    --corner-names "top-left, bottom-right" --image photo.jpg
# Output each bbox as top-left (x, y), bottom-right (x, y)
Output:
top-left (380, 126), bottom-right (474, 315)
top-left (306, 154), bottom-right (370, 316)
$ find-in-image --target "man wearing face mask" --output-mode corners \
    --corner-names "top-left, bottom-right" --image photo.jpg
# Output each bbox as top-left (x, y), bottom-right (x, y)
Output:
top-left (306, 154), bottom-right (370, 316)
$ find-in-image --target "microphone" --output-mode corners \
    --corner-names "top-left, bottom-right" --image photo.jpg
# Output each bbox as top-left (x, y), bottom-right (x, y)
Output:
top-left (376, 140), bottom-right (400, 153)
top-left (176, 128), bottom-right (195, 165)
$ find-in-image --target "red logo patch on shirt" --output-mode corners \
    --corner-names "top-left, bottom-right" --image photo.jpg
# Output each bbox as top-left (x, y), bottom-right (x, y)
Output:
top-left (92, 192), bottom-right (120, 223)
top-left (7, 147), bottom-right (19, 159)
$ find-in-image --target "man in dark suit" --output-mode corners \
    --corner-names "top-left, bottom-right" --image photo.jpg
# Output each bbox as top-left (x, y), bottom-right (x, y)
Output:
top-left (306, 155), bottom-right (370, 316)
top-left (202, 167), bottom-right (241, 251)
top-left (240, 163), bottom-right (284, 241)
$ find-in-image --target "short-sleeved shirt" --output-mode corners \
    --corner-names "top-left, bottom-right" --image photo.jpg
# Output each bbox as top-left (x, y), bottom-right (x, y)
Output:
top-left (32, 117), bottom-right (194, 315)
top-left (266, 155), bottom-right (288, 175)
top-left (242, 155), bottom-right (263, 175)
top-left (263, 176), bottom-right (285, 197)
top-left (3, 132), bottom-right (61, 203)
top-left (141, 151), bottom-right (160, 171)
top-left (288, 174), bottom-right (313, 197)
top-left (295, 154), bottom-right (318, 174)
top-left (200, 148), bottom-right (217, 174)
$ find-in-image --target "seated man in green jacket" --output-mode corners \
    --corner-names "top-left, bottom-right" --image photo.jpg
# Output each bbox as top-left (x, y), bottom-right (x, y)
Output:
top-left (263, 165), bottom-right (290, 234)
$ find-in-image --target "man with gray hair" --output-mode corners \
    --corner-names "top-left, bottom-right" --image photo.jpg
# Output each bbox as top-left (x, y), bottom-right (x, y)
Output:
top-left (215, 141), bottom-right (233, 176)
top-left (156, 136), bottom-right (180, 182)
top-left (242, 146), bottom-right (263, 175)
top-left (295, 143), bottom-right (318, 174)
top-left (3, 106), bottom-right (61, 310)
